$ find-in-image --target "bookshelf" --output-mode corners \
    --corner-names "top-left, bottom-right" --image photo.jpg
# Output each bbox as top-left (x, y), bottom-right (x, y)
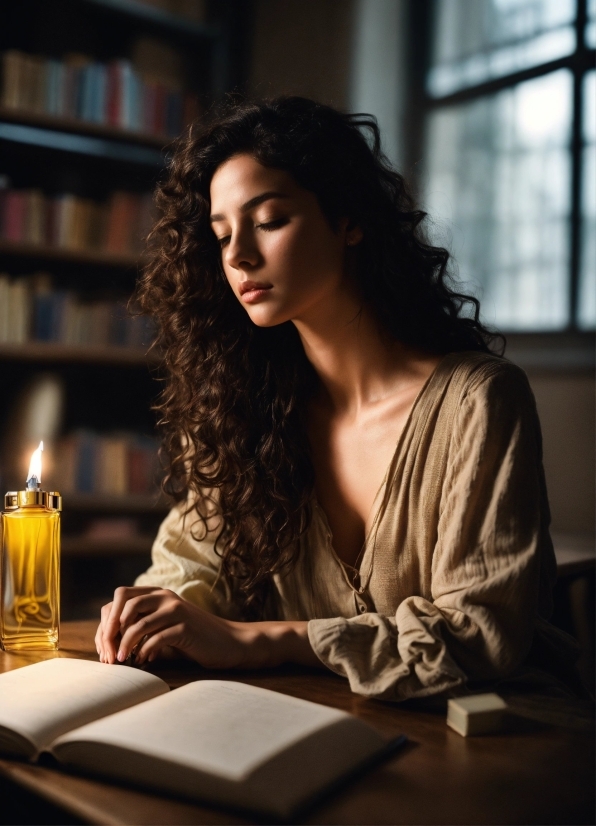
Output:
top-left (0, 106), bottom-right (171, 152)
top-left (0, 342), bottom-right (158, 366)
top-left (80, 0), bottom-right (221, 41)
top-left (0, 0), bottom-right (247, 619)
top-left (64, 492), bottom-right (168, 513)
top-left (62, 535), bottom-right (155, 556)
top-left (0, 119), bottom-right (165, 166)
top-left (0, 239), bottom-right (139, 268)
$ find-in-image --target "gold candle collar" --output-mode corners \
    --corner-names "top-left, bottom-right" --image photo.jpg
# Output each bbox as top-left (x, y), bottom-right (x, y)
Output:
top-left (4, 490), bottom-right (62, 510)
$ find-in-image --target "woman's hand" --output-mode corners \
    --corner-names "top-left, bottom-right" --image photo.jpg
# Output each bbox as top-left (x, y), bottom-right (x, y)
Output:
top-left (95, 586), bottom-right (321, 670)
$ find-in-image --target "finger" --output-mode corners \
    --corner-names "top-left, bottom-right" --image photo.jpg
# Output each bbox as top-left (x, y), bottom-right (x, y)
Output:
top-left (94, 622), bottom-right (104, 661)
top-left (104, 587), bottom-right (157, 664)
top-left (97, 603), bottom-right (113, 662)
top-left (135, 624), bottom-right (185, 665)
top-left (117, 607), bottom-right (179, 662)
top-left (119, 593), bottom-right (166, 631)
top-left (106, 587), bottom-right (159, 632)
top-left (100, 601), bottom-right (117, 663)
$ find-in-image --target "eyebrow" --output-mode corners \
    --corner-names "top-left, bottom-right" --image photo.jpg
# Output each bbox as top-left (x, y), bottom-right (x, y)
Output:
top-left (210, 191), bottom-right (287, 223)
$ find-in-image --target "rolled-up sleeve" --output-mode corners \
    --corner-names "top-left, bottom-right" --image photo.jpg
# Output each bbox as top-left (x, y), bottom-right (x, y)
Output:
top-left (308, 364), bottom-right (557, 701)
top-left (135, 497), bottom-right (241, 620)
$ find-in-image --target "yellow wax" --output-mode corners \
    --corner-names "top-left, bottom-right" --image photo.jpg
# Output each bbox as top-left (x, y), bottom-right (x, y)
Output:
top-left (1, 506), bottom-right (60, 651)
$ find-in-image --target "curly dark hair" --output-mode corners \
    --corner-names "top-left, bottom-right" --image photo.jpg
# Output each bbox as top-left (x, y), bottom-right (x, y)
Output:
top-left (137, 95), bottom-right (503, 618)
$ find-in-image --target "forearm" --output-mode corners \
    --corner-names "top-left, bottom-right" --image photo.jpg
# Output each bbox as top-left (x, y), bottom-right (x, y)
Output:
top-left (98, 586), bottom-right (326, 670)
top-left (231, 620), bottom-right (325, 669)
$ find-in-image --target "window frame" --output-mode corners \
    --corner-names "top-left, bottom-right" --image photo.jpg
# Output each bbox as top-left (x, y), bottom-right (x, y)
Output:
top-left (405, 0), bottom-right (595, 342)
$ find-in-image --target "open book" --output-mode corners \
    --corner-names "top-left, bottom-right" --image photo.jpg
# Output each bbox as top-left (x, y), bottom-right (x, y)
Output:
top-left (0, 659), bottom-right (403, 818)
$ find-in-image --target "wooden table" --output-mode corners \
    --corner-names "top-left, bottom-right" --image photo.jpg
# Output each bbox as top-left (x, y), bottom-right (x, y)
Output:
top-left (0, 622), bottom-right (594, 826)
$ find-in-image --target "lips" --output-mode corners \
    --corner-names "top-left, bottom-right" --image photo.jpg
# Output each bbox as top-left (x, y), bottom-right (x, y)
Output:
top-left (239, 280), bottom-right (273, 296)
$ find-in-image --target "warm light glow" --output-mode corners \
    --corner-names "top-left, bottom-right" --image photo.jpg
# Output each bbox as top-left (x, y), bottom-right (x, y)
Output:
top-left (26, 441), bottom-right (43, 484)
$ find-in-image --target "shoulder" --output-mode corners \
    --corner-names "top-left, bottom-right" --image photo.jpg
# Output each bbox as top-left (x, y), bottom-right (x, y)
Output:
top-left (434, 352), bottom-right (541, 456)
top-left (438, 350), bottom-right (534, 409)
top-left (428, 351), bottom-right (540, 443)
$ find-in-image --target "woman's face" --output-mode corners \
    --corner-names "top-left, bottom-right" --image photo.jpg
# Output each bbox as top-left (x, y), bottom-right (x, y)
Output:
top-left (209, 154), bottom-right (359, 327)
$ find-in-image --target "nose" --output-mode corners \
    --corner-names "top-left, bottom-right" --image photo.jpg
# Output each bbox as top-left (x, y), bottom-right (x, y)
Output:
top-left (224, 227), bottom-right (260, 271)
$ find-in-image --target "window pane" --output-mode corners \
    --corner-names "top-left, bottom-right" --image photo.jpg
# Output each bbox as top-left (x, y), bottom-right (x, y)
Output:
top-left (587, 0), bottom-right (596, 48)
top-left (428, 0), bottom-right (576, 97)
top-left (423, 69), bottom-right (572, 331)
top-left (578, 70), bottom-right (596, 329)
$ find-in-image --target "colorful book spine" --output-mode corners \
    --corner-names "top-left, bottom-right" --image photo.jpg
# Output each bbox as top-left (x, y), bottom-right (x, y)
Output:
top-left (1, 50), bottom-right (200, 138)
top-left (0, 186), bottom-right (154, 256)
top-left (0, 273), bottom-right (29, 343)
top-left (2, 191), bottom-right (26, 241)
top-left (51, 430), bottom-right (161, 496)
top-left (0, 273), bottom-right (156, 349)
top-left (45, 60), bottom-right (64, 116)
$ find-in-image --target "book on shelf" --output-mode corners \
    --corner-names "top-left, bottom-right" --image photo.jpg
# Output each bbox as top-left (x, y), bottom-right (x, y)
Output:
top-left (0, 274), bottom-right (28, 343)
top-left (0, 184), bottom-right (154, 257)
top-left (0, 273), bottom-right (155, 349)
top-left (83, 516), bottom-right (140, 540)
top-left (0, 48), bottom-right (200, 139)
top-left (0, 659), bottom-right (403, 818)
top-left (50, 429), bottom-right (161, 497)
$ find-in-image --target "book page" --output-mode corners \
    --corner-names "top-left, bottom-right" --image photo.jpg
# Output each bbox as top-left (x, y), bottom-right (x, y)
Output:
top-left (54, 679), bottom-right (354, 780)
top-left (0, 658), bottom-right (169, 757)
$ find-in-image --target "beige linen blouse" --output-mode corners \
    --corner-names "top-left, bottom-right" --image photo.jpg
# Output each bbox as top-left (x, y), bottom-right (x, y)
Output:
top-left (135, 351), bottom-right (567, 702)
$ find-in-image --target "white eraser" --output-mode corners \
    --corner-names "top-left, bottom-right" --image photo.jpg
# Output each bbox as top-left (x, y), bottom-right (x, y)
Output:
top-left (447, 693), bottom-right (507, 737)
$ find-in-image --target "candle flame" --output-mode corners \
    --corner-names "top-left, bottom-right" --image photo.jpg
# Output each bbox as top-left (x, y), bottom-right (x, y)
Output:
top-left (26, 441), bottom-right (43, 485)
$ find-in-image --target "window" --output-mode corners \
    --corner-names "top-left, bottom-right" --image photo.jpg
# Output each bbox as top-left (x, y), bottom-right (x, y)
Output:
top-left (579, 68), bottom-right (596, 326)
top-left (422, 0), bottom-right (595, 331)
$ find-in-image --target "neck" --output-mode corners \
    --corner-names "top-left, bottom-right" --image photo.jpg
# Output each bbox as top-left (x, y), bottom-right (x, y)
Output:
top-left (292, 284), bottom-right (414, 414)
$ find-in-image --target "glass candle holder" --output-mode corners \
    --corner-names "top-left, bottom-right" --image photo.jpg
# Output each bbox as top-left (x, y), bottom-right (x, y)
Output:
top-left (1, 489), bottom-right (62, 651)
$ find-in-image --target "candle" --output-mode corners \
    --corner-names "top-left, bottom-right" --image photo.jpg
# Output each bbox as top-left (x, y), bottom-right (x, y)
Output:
top-left (1, 443), bottom-right (62, 651)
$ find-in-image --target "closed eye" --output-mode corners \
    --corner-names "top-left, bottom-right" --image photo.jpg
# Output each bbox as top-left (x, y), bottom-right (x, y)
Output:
top-left (256, 218), bottom-right (288, 231)
top-left (216, 218), bottom-right (287, 249)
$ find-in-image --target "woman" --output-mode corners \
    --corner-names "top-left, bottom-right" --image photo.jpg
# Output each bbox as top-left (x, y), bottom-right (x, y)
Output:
top-left (96, 97), bottom-right (575, 702)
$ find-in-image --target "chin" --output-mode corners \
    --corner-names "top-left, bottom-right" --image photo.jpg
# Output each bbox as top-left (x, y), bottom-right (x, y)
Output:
top-left (245, 305), bottom-right (293, 328)
top-left (248, 315), bottom-right (289, 329)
